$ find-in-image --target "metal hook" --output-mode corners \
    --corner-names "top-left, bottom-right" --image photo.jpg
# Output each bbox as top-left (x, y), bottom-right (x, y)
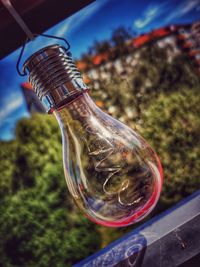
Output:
top-left (1, 0), bottom-right (71, 76)
top-left (16, 33), bottom-right (71, 76)
top-left (16, 37), bottom-right (29, 76)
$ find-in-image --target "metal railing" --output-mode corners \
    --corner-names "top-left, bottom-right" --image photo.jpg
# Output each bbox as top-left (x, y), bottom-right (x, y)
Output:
top-left (74, 190), bottom-right (200, 267)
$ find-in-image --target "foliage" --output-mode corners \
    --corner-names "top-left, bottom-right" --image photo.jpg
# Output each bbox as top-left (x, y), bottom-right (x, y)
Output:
top-left (0, 42), bottom-right (200, 265)
top-left (0, 141), bottom-right (16, 198)
top-left (0, 114), bottom-right (101, 267)
top-left (81, 26), bottom-right (134, 61)
top-left (91, 45), bottom-right (200, 243)
top-left (142, 88), bottom-right (200, 208)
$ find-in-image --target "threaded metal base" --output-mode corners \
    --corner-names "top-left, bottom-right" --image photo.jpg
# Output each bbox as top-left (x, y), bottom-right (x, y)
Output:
top-left (23, 45), bottom-right (88, 112)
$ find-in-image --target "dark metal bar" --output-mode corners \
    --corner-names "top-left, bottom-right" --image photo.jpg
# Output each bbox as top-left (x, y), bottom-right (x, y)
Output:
top-left (74, 190), bottom-right (200, 267)
top-left (0, 0), bottom-right (94, 59)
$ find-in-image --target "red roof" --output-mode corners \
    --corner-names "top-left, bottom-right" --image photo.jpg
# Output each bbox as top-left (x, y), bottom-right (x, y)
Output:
top-left (133, 27), bottom-right (173, 48)
top-left (21, 82), bottom-right (33, 90)
top-left (189, 50), bottom-right (200, 57)
top-left (152, 28), bottom-right (171, 38)
top-left (77, 61), bottom-right (88, 71)
top-left (75, 24), bottom-right (189, 70)
top-left (133, 34), bottom-right (151, 48)
top-left (92, 52), bottom-right (109, 66)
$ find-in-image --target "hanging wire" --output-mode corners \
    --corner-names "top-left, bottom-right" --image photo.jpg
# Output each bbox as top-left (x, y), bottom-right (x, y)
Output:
top-left (1, 0), bottom-right (71, 76)
top-left (1, 0), bottom-right (34, 40)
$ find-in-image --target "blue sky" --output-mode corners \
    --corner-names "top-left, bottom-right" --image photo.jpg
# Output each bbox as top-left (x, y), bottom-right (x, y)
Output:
top-left (0, 0), bottom-right (200, 140)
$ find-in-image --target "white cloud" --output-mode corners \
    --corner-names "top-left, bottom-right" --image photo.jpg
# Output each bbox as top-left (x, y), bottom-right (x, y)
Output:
top-left (134, 3), bottom-right (168, 29)
top-left (0, 93), bottom-right (23, 125)
top-left (165, 0), bottom-right (200, 22)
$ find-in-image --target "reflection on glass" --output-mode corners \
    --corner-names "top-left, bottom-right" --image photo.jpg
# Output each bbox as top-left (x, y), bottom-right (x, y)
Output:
top-left (54, 93), bottom-right (163, 227)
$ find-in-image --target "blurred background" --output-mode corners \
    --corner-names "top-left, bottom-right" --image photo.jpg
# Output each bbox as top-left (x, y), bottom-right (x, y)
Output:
top-left (0, 0), bottom-right (200, 266)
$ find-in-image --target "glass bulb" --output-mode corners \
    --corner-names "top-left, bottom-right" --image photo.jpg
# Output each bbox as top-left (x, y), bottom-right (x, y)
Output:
top-left (23, 45), bottom-right (163, 227)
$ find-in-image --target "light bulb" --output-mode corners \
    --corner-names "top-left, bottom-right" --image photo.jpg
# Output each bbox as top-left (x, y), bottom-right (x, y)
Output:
top-left (23, 45), bottom-right (163, 227)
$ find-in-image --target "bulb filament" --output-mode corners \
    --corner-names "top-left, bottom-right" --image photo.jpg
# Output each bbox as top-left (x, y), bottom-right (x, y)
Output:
top-left (68, 98), bottom-right (144, 207)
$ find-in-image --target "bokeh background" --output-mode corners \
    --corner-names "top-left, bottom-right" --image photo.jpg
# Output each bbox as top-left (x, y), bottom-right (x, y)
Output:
top-left (0, 0), bottom-right (200, 266)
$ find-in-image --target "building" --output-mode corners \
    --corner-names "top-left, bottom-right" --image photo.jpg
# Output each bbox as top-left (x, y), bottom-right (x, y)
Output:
top-left (21, 82), bottom-right (45, 113)
top-left (76, 20), bottom-right (200, 87)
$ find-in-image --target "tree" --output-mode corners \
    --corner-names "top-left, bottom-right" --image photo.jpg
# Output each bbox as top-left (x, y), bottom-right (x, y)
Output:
top-left (0, 187), bottom-right (101, 267)
top-left (111, 26), bottom-right (133, 47)
top-left (0, 141), bottom-right (16, 198)
top-left (1, 34), bottom-right (200, 266)
top-left (89, 40), bottom-right (111, 55)
top-left (141, 88), bottom-right (200, 209)
top-left (0, 114), bottom-right (101, 267)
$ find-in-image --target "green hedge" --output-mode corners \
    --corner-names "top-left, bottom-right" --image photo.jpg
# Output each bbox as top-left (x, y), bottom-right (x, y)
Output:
top-left (0, 45), bottom-right (200, 266)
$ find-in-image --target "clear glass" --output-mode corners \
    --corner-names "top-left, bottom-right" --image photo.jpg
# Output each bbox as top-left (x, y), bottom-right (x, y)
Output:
top-left (54, 93), bottom-right (163, 227)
